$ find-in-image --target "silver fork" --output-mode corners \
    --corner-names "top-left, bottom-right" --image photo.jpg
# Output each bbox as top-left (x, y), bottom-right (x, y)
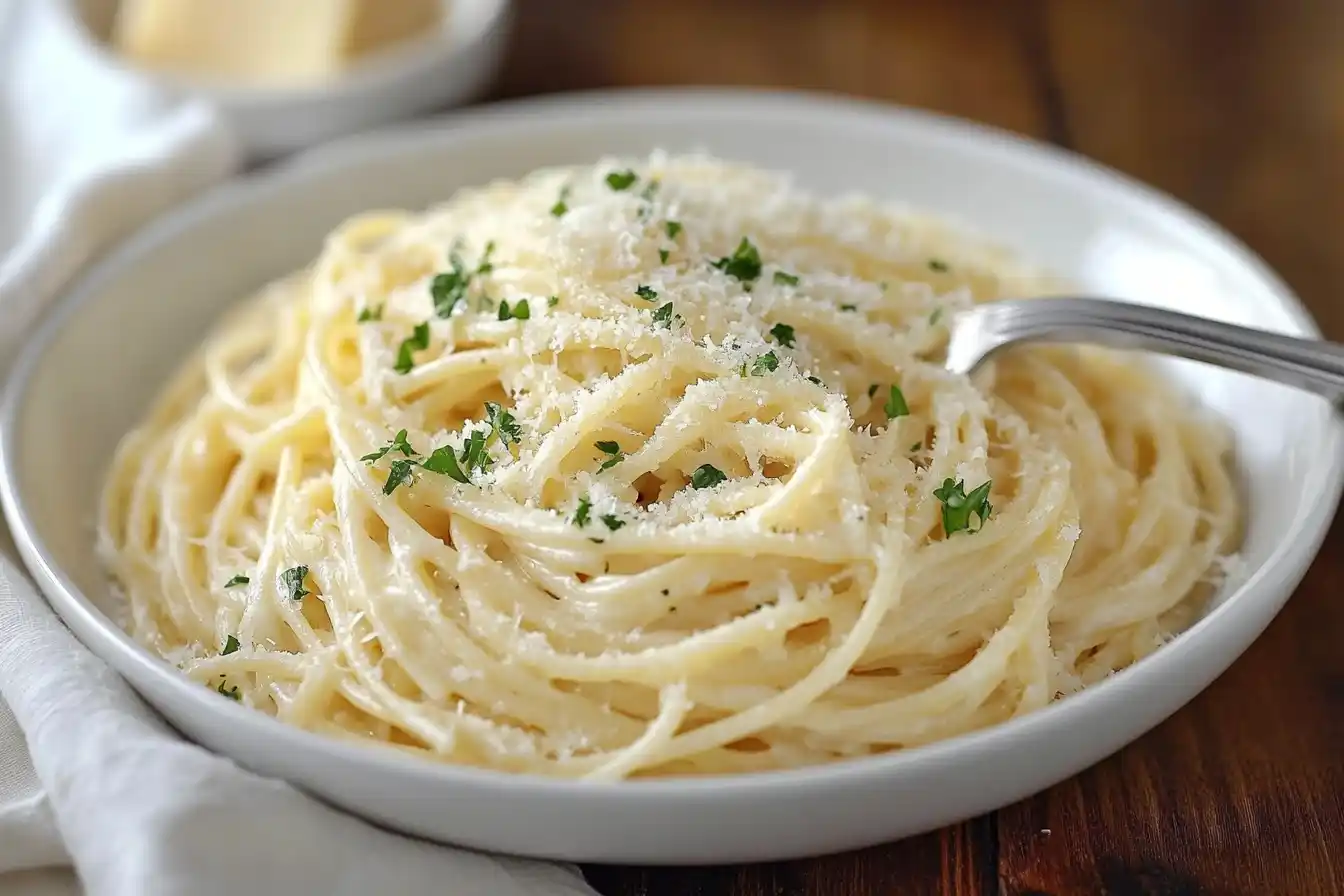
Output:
top-left (944, 298), bottom-right (1344, 402)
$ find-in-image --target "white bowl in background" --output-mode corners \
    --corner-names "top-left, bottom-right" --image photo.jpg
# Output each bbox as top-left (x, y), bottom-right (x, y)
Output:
top-left (2, 89), bottom-right (1340, 864)
top-left (66, 0), bottom-right (513, 158)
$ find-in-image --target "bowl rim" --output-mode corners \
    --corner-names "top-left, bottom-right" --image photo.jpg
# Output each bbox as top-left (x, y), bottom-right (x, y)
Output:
top-left (4, 86), bottom-right (1341, 805)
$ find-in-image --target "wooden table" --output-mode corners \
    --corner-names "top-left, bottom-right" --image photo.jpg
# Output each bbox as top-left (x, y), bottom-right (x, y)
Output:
top-left (487, 1), bottom-right (1344, 892)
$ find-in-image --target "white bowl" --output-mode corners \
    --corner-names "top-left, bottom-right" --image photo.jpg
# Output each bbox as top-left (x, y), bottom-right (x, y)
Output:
top-left (68, 0), bottom-right (513, 159)
top-left (3, 89), bottom-right (1340, 865)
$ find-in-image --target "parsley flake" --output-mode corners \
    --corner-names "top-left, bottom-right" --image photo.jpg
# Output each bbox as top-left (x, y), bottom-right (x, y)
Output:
top-left (868, 384), bottom-right (880, 399)
top-left (840, 304), bottom-right (858, 312)
top-left (807, 375), bottom-right (824, 386)
top-left (909, 441), bottom-right (924, 453)
top-left (550, 186), bottom-right (571, 217)
top-left (751, 351), bottom-right (779, 375)
top-left (498, 298), bottom-right (530, 321)
top-left (652, 302), bottom-right (678, 328)
top-left (280, 565), bottom-right (310, 601)
top-left (768, 322), bottom-right (796, 348)
top-left (218, 680), bottom-right (241, 701)
top-left (595, 440), bottom-right (624, 471)
top-left (885, 385), bottom-right (910, 419)
top-left (357, 304), bottom-right (383, 322)
top-left (635, 284), bottom-right (658, 301)
top-left (485, 401), bottom-right (522, 446)
top-left (547, 295), bottom-right (560, 308)
top-left (383, 458), bottom-right (418, 494)
top-left (928, 259), bottom-right (950, 273)
top-left (932, 478), bottom-right (994, 536)
top-left (361, 429), bottom-right (416, 463)
top-left (665, 220), bottom-right (682, 239)
top-left (659, 248), bottom-right (670, 263)
top-left (394, 322), bottom-right (431, 374)
top-left (223, 574), bottom-right (249, 588)
top-left (601, 514), bottom-right (625, 531)
top-left (690, 464), bottom-right (727, 490)
top-left (929, 306), bottom-right (945, 326)
top-left (422, 444), bottom-right (470, 483)
top-left (605, 169), bottom-right (638, 191)
top-left (712, 237), bottom-right (763, 285)
top-left (573, 496), bottom-right (592, 527)
top-left (222, 635), bottom-right (240, 656)
top-left (773, 271), bottom-right (800, 287)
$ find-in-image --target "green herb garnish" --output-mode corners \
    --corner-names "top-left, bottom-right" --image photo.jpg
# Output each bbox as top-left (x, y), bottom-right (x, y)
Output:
top-left (394, 322), bottom-right (431, 374)
top-left (652, 303), bottom-right (678, 328)
top-left (929, 306), bottom-right (944, 326)
top-left (485, 402), bottom-right (522, 446)
top-left (550, 186), bottom-right (571, 217)
top-left (382, 459), bottom-right (418, 494)
top-left (932, 478), bottom-right (993, 536)
top-left (222, 635), bottom-right (240, 656)
top-left (690, 464), bottom-right (727, 489)
top-left (928, 259), bottom-right (950, 273)
top-left (807, 375), bottom-right (824, 386)
top-left (357, 304), bottom-right (383, 322)
top-left (768, 322), bottom-right (796, 348)
top-left (750, 351), bottom-right (779, 375)
top-left (665, 220), bottom-right (682, 239)
top-left (595, 440), bottom-right (624, 471)
top-left (280, 565), bottom-right (310, 602)
top-left (601, 514), bottom-right (626, 531)
top-left (605, 169), bottom-right (638, 191)
top-left (635, 285), bottom-right (658, 302)
top-left (573, 496), bottom-right (592, 527)
top-left (498, 299), bottom-right (531, 321)
top-left (422, 444), bottom-right (470, 483)
top-left (360, 429), bottom-right (416, 463)
top-left (867, 384), bottom-right (879, 399)
top-left (217, 680), bottom-right (241, 701)
top-left (909, 441), bottom-right (924, 453)
top-left (773, 271), bottom-right (799, 287)
top-left (659, 248), bottom-right (670, 264)
top-left (711, 237), bottom-right (763, 285)
top-left (885, 385), bottom-right (910, 419)
top-left (223, 574), bottom-right (249, 588)
top-left (548, 295), bottom-right (560, 308)
top-left (840, 304), bottom-right (858, 312)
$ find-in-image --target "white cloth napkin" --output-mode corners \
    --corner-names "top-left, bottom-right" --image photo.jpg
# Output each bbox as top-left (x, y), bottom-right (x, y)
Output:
top-left (0, 2), bottom-right (598, 893)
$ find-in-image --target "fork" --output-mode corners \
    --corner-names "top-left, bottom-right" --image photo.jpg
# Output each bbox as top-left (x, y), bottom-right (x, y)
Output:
top-left (944, 298), bottom-right (1344, 401)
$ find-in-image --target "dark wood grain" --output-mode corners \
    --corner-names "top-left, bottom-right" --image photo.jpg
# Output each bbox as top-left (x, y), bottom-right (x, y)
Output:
top-left (486, 1), bottom-right (1344, 893)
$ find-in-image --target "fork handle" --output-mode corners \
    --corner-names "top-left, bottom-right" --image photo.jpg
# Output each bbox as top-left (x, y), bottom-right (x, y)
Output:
top-left (966, 298), bottom-right (1344, 402)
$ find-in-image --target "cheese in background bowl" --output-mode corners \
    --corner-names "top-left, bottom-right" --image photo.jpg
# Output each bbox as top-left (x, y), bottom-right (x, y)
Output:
top-left (67, 0), bottom-right (512, 158)
top-left (112, 0), bottom-right (445, 87)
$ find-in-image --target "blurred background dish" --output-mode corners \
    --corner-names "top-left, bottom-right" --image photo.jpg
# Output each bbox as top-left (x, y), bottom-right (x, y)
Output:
top-left (67, 0), bottom-right (512, 159)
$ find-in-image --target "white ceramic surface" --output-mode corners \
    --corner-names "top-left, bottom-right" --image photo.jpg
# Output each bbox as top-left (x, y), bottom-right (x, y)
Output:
top-left (68, 0), bottom-right (512, 159)
top-left (2, 90), bottom-right (1340, 865)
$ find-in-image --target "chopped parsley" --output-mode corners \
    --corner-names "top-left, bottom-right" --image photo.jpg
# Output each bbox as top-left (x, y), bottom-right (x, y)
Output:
top-left (840, 304), bottom-right (858, 312)
top-left (929, 306), bottom-right (945, 326)
top-left (711, 237), bottom-right (763, 285)
top-left (221, 635), bottom-right (240, 656)
top-left (635, 284), bottom-right (658, 301)
top-left (458, 428), bottom-right (491, 474)
top-left (356, 304), bottom-right (383, 322)
top-left (394, 322), bottom-right (431, 374)
top-left (572, 496), bottom-right (592, 527)
top-left (223, 574), bottom-right (249, 588)
top-left (485, 401), bottom-right (522, 446)
top-left (595, 440), bottom-right (624, 471)
top-left (382, 458), bottom-right (418, 495)
top-left (773, 271), bottom-right (800, 287)
top-left (665, 220), bottom-right (682, 239)
top-left (605, 169), bottom-right (638, 191)
top-left (909, 441), bottom-right (924, 453)
top-left (867, 384), bottom-right (879, 399)
top-left (659, 248), bottom-right (670, 264)
top-left (498, 298), bottom-right (530, 321)
top-left (601, 514), bottom-right (626, 531)
top-left (422, 444), bottom-right (470, 483)
top-left (690, 464), bottom-right (727, 490)
top-left (217, 680), bottom-right (241, 701)
top-left (750, 351), bottom-right (779, 375)
top-left (807, 375), bottom-right (824, 386)
top-left (430, 247), bottom-right (490, 319)
top-left (279, 565), bottom-right (310, 601)
top-left (768, 322), bottom-right (796, 348)
top-left (360, 429), bottom-right (416, 463)
top-left (885, 385), bottom-right (910, 419)
top-left (932, 478), bottom-right (993, 536)
top-left (550, 186), bottom-right (571, 217)
top-left (928, 258), bottom-right (950, 273)
top-left (640, 180), bottom-right (660, 201)
top-left (652, 302), bottom-right (678, 328)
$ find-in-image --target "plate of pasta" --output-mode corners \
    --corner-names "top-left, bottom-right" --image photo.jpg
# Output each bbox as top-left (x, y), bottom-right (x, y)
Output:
top-left (2, 89), bottom-right (1339, 863)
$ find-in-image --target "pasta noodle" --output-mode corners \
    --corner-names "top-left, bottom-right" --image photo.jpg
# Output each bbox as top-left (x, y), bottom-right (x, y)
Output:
top-left (97, 154), bottom-right (1239, 779)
